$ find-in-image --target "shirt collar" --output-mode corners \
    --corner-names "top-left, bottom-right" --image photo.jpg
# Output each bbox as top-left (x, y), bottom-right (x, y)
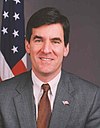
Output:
top-left (48, 72), bottom-right (61, 96)
top-left (31, 70), bottom-right (61, 96)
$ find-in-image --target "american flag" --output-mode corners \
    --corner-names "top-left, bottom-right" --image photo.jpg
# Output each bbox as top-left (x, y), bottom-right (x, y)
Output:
top-left (0, 0), bottom-right (27, 81)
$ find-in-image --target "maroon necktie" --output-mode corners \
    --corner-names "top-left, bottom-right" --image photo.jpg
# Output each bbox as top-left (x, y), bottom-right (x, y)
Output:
top-left (37, 84), bottom-right (51, 128)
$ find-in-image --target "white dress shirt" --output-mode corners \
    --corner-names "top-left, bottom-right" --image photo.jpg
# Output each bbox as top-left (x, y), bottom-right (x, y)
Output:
top-left (31, 70), bottom-right (61, 119)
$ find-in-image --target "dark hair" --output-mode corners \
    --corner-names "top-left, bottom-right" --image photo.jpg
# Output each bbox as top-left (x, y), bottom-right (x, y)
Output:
top-left (26, 7), bottom-right (70, 46)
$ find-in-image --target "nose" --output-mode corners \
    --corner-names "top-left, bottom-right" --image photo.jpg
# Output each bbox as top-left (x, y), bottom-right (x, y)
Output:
top-left (41, 41), bottom-right (52, 54)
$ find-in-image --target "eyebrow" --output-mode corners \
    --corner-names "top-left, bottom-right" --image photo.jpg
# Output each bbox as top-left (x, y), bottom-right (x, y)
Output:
top-left (33, 35), bottom-right (43, 40)
top-left (51, 37), bottom-right (62, 42)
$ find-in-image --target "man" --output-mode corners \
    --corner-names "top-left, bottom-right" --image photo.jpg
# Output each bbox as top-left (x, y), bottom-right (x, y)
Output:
top-left (0, 7), bottom-right (100, 128)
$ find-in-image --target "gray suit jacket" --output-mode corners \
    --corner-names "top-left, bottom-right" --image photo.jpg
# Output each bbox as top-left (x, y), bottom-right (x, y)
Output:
top-left (0, 70), bottom-right (100, 128)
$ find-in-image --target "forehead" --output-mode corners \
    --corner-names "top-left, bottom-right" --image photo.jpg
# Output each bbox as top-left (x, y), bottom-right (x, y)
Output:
top-left (31, 23), bottom-right (64, 38)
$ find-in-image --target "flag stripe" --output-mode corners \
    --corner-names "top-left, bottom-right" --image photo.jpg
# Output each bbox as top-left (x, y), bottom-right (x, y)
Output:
top-left (12, 59), bottom-right (27, 76)
top-left (0, 51), bottom-right (14, 80)
top-left (22, 53), bottom-right (27, 68)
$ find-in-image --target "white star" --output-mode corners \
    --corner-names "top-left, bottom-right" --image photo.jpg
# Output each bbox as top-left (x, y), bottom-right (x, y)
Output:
top-left (2, 27), bottom-right (8, 35)
top-left (11, 45), bottom-right (18, 54)
top-left (13, 12), bottom-right (20, 21)
top-left (13, 0), bottom-right (21, 4)
top-left (5, 0), bottom-right (8, 2)
top-left (12, 29), bottom-right (19, 38)
top-left (3, 11), bottom-right (9, 19)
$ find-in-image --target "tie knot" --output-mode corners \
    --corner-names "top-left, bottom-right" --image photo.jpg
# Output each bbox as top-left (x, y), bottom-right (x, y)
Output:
top-left (42, 84), bottom-right (50, 92)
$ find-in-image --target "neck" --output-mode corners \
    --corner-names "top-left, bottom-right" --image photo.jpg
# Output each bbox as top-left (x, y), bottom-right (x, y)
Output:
top-left (32, 69), bottom-right (61, 83)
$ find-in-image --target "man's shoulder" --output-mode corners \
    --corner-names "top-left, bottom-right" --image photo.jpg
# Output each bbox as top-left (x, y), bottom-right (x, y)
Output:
top-left (0, 71), bottom-right (32, 104)
top-left (62, 70), bottom-right (100, 91)
top-left (61, 70), bottom-right (100, 101)
top-left (0, 71), bottom-right (31, 90)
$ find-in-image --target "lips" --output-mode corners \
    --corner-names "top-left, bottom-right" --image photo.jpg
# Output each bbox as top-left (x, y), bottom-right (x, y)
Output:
top-left (39, 57), bottom-right (53, 61)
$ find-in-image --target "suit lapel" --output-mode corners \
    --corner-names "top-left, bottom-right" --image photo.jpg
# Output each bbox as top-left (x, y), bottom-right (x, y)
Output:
top-left (13, 71), bottom-right (37, 128)
top-left (49, 71), bottom-right (75, 128)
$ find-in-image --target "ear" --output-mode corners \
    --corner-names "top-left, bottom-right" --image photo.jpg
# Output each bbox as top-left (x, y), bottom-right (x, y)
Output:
top-left (64, 43), bottom-right (69, 57)
top-left (25, 39), bottom-right (31, 54)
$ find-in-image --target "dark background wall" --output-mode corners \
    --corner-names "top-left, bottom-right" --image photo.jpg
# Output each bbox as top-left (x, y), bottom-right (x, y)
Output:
top-left (0, 0), bottom-right (100, 85)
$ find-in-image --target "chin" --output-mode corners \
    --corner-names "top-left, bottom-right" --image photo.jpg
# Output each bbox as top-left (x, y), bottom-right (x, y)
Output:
top-left (40, 70), bottom-right (54, 75)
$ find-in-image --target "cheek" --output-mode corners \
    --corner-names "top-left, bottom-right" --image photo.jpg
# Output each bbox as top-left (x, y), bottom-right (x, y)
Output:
top-left (30, 47), bottom-right (40, 59)
top-left (54, 46), bottom-right (65, 56)
top-left (31, 44), bottom-right (42, 52)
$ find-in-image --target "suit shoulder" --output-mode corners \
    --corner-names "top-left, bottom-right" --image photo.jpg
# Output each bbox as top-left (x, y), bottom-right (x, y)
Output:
top-left (62, 70), bottom-right (100, 91)
top-left (0, 71), bottom-right (31, 91)
top-left (62, 71), bottom-right (100, 104)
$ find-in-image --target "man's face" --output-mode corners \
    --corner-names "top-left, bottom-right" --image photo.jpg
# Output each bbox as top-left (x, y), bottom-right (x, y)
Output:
top-left (25, 23), bottom-right (69, 80)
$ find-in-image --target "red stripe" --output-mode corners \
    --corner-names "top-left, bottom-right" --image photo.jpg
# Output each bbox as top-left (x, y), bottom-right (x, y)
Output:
top-left (12, 60), bottom-right (27, 76)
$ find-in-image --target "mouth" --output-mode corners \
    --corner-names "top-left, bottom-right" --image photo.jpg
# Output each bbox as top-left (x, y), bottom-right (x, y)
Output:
top-left (39, 57), bottom-right (53, 61)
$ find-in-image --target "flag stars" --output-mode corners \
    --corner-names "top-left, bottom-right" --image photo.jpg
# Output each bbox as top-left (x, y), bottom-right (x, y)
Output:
top-left (13, 12), bottom-right (20, 21)
top-left (11, 45), bottom-right (18, 54)
top-left (2, 27), bottom-right (8, 35)
top-left (3, 11), bottom-right (9, 19)
top-left (13, 0), bottom-right (21, 4)
top-left (12, 29), bottom-right (19, 38)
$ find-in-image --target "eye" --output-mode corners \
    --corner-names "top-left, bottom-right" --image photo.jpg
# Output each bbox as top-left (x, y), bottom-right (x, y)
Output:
top-left (34, 39), bottom-right (42, 43)
top-left (52, 40), bottom-right (61, 44)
